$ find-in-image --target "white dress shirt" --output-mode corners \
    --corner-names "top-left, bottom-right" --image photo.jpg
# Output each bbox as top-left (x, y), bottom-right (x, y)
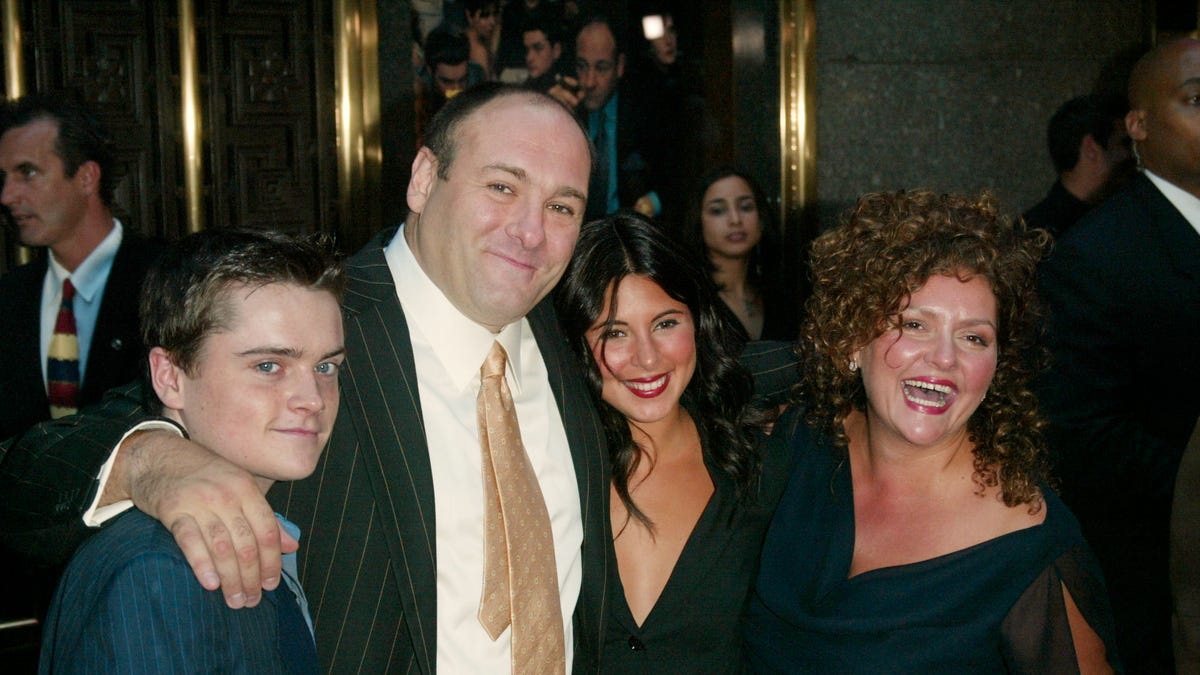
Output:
top-left (386, 226), bottom-right (582, 673)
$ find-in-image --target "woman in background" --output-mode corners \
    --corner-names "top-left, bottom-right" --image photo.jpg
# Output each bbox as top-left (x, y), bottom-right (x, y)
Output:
top-left (557, 213), bottom-right (792, 673)
top-left (743, 190), bottom-right (1119, 673)
top-left (684, 167), bottom-right (799, 341)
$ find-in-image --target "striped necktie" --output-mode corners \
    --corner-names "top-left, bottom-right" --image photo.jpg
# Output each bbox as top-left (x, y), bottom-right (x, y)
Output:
top-left (47, 278), bottom-right (80, 418)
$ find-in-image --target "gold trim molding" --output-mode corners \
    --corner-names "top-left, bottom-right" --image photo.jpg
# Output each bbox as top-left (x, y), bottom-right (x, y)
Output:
top-left (779, 0), bottom-right (817, 230)
top-left (2, 0), bottom-right (29, 264)
top-left (178, 0), bottom-right (203, 233)
top-left (334, 0), bottom-right (382, 238)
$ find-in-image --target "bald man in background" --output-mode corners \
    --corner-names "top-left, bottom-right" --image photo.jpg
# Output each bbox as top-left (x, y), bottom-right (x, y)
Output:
top-left (1038, 39), bottom-right (1200, 673)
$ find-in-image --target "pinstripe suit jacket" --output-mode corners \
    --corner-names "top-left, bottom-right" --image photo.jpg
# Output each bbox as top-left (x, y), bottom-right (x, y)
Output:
top-left (269, 228), bottom-right (612, 673)
top-left (38, 509), bottom-right (314, 674)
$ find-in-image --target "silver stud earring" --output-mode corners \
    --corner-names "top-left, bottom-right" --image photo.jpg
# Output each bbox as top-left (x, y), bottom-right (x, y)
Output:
top-left (848, 360), bottom-right (858, 372)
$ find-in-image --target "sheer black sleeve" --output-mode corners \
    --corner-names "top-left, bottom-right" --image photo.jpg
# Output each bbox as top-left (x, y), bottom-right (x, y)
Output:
top-left (1001, 543), bottom-right (1123, 673)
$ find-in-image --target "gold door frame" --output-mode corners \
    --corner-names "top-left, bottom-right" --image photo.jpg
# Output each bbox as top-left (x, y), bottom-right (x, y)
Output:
top-left (779, 0), bottom-right (817, 234)
top-left (3, 0), bottom-right (27, 263)
top-left (334, 0), bottom-right (381, 239)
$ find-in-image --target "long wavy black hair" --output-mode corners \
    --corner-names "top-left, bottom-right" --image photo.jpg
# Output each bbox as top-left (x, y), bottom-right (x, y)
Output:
top-left (556, 213), bottom-right (764, 528)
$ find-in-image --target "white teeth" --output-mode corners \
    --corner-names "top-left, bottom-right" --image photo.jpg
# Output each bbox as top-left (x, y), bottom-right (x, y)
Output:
top-left (902, 379), bottom-right (952, 407)
top-left (627, 375), bottom-right (667, 391)
top-left (903, 379), bottom-right (952, 394)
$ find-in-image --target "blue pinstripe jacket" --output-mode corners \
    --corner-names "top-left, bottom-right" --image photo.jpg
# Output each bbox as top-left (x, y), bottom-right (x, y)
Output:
top-left (38, 509), bottom-right (316, 674)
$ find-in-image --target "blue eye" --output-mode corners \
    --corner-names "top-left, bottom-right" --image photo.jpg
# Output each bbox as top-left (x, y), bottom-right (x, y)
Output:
top-left (255, 362), bottom-right (280, 374)
top-left (315, 361), bottom-right (340, 375)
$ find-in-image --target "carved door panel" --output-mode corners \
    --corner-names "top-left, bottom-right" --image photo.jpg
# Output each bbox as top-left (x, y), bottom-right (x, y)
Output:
top-left (11, 0), bottom-right (335, 248)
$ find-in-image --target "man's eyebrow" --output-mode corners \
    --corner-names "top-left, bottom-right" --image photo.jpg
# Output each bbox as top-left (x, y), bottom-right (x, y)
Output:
top-left (485, 163), bottom-right (586, 202)
top-left (236, 346), bottom-right (347, 360)
top-left (232, 345), bottom-right (300, 357)
top-left (558, 185), bottom-right (587, 202)
top-left (321, 347), bottom-right (348, 361)
top-left (485, 163), bottom-right (526, 180)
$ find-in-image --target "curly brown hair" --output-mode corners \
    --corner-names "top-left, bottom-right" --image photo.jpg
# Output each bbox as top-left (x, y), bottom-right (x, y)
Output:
top-left (800, 190), bottom-right (1052, 507)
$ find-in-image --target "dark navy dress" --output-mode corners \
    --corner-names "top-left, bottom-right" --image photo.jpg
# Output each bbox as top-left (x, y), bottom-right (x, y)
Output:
top-left (743, 422), bottom-right (1122, 674)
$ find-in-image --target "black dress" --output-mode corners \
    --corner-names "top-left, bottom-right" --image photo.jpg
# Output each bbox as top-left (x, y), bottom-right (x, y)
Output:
top-left (600, 424), bottom-right (795, 673)
top-left (743, 422), bottom-right (1122, 673)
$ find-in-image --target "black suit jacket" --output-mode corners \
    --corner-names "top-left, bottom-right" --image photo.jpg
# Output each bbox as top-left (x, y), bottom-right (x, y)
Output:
top-left (0, 232), bottom-right (160, 441)
top-left (583, 91), bottom-right (657, 222)
top-left (272, 228), bottom-right (611, 673)
top-left (1038, 172), bottom-right (1200, 669)
top-left (1039, 173), bottom-right (1200, 515)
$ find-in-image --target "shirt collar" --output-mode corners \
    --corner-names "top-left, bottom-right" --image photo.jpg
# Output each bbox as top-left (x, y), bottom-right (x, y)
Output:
top-left (1143, 169), bottom-right (1200, 238)
top-left (48, 219), bottom-right (123, 303)
top-left (384, 223), bottom-right (526, 394)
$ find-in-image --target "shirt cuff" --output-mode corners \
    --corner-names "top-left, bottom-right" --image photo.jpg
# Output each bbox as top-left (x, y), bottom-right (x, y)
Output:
top-left (83, 418), bottom-right (187, 527)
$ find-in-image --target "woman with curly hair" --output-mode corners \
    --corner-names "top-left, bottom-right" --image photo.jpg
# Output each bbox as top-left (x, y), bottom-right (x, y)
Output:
top-left (556, 213), bottom-right (792, 672)
top-left (742, 190), bottom-right (1121, 672)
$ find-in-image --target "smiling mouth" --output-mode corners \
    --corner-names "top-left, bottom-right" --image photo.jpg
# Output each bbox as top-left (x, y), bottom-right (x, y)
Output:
top-left (902, 379), bottom-right (954, 408)
top-left (625, 374), bottom-right (669, 398)
top-left (490, 250), bottom-right (537, 272)
top-left (276, 427), bottom-right (320, 438)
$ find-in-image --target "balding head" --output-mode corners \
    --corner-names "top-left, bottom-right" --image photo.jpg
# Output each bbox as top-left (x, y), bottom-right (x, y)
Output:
top-left (1126, 39), bottom-right (1200, 198)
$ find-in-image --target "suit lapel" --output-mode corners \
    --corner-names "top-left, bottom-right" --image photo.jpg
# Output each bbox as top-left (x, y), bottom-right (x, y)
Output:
top-left (84, 234), bottom-right (156, 400)
top-left (3, 257), bottom-right (49, 401)
top-left (339, 228), bottom-right (438, 673)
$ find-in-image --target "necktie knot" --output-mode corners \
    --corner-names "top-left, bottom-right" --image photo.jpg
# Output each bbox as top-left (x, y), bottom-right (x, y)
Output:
top-left (482, 341), bottom-right (508, 382)
top-left (61, 278), bottom-right (75, 302)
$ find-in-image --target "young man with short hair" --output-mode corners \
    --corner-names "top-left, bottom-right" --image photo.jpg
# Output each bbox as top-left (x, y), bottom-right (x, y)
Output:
top-left (38, 229), bottom-right (345, 673)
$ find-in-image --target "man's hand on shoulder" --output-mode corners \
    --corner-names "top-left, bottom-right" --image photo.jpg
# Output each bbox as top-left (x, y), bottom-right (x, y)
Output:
top-left (116, 430), bottom-right (295, 608)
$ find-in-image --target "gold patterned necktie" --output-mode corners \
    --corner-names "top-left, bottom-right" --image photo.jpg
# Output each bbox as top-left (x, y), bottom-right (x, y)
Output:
top-left (47, 278), bottom-right (80, 418)
top-left (477, 340), bottom-right (565, 674)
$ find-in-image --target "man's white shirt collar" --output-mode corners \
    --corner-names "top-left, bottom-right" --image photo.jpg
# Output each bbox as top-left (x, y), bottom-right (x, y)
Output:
top-left (384, 224), bottom-right (525, 394)
top-left (47, 219), bottom-right (123, 302)
top-left (1143, 169), bottom-right (1200, 238)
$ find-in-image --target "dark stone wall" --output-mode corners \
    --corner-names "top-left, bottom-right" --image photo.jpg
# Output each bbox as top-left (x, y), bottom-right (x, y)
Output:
top-left (812, 0), bottom-right (1150, 227)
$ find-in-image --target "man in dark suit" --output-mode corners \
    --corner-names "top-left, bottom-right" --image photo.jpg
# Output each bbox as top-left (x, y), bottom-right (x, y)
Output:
top-left (0, 93), bottom-right (159, 662)
top-left (1, 84), bottom-right (609, 674)
top-left (1038, 38), bottom-right (1200, 674)
top-left (0, 93), bottom-right (159, 441)
top-left (574, 16), bottom-right (660, 222)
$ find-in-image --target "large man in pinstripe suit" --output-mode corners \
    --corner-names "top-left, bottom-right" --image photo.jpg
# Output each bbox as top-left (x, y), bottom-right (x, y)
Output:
top-left (1, 84), bottom-right (611, 673)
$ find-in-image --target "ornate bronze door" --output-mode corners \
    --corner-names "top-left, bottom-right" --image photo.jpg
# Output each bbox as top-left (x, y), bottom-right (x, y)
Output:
top-left (0, 0), bottom-right (368, 272)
